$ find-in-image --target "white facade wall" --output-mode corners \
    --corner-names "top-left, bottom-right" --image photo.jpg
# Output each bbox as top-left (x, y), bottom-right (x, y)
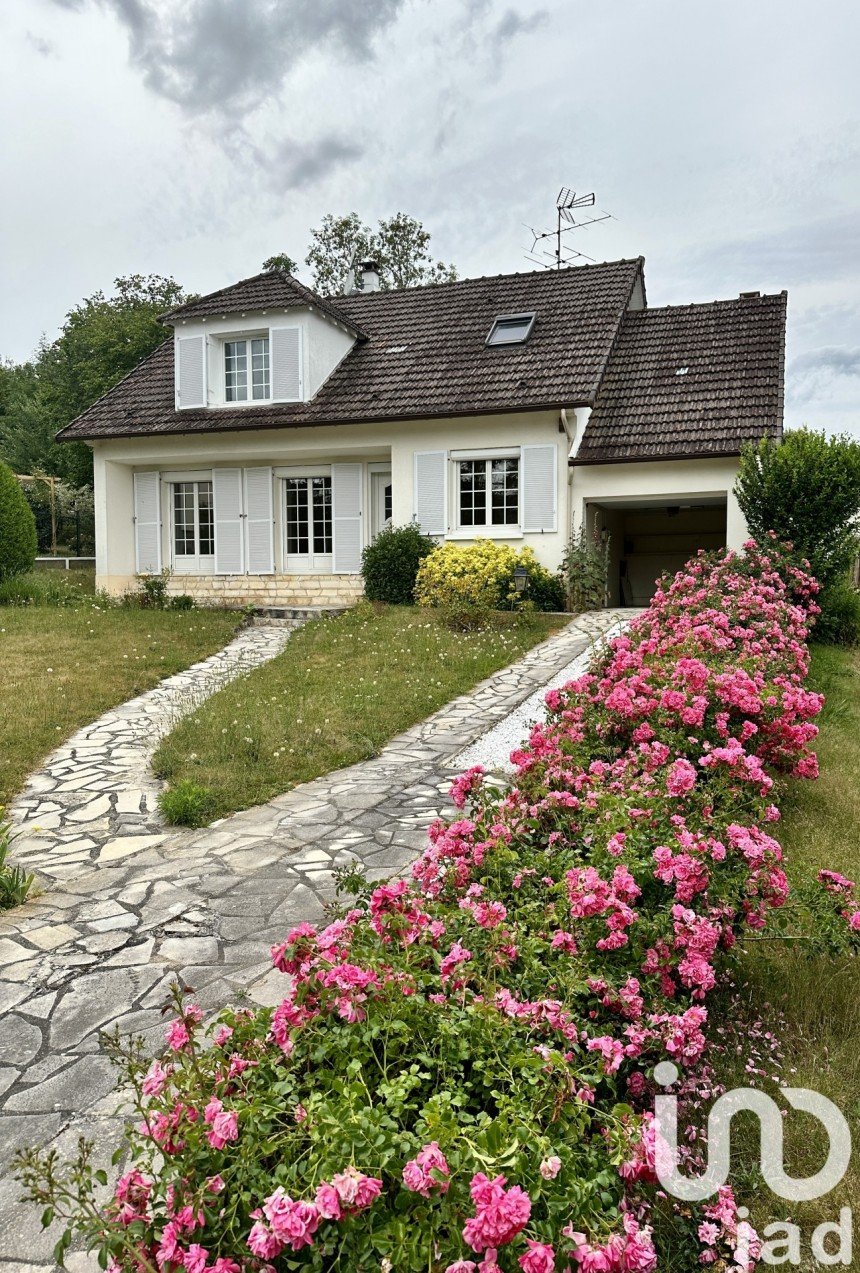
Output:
top-left (172, 308), bottom-right (355, 409)
top-left (92, 409), bottom-right (568, 600)
top-left (569, 456), bottom-right (747, 550)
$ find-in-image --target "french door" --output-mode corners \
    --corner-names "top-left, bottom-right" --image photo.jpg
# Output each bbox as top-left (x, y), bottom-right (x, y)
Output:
top-left (284, 476), bottom-right (333, 572)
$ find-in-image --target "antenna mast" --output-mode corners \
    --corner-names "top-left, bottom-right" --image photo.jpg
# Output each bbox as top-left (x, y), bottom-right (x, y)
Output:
top-left (524, 187), bottom-right (613, 269)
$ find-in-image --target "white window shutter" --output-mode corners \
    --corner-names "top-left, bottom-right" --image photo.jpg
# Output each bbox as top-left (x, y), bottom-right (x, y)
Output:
top-left (177, 335), bottom-right (206, 408)
top-left (521, 445), bottom-right (557, 533)
top-left (413, 451), bottom-right (447, 535)
top-left (244, 467), bottom-right (274, 574)
top-left (270, 326), bottom-right (302, 402)
top-left (133, 472), bottom-right (161, 574)
top-left (332, 463), bottom-right (363, 574)
top-left (213, 468), bottom-right (244, 574)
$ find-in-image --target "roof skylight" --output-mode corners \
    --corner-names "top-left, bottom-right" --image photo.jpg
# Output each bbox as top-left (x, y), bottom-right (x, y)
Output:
top-left (486, 312), bottom-right (536, 346)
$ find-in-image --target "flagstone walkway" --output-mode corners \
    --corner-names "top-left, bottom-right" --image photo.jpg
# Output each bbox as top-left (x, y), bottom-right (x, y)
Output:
top-left (0, 609), bottom-right (636, 1271)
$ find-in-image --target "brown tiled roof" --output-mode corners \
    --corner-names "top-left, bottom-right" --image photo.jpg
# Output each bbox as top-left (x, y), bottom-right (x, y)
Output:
top-left (573, 291), bottom-right (786, 464)
top-left (161, 270), bottom-right (367, 337)
top-left (58, 259), bottom-right (643, 441)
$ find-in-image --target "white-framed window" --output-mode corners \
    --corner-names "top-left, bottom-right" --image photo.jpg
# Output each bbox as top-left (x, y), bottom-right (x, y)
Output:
top-left (457, 456), bottom-right (520, 528)
top-left (171, 479), bottom-right (215, 572)
top-left (224, 336), bottom-right (270, 402)
top-left (283, 475), bottom-right (333, 571)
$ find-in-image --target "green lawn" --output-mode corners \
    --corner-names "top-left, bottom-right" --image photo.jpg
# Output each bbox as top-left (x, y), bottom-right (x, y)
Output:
top-left (0, 600), bottom-right (239, 807)
top-left (720, 644), bottom-right (860, 1239)
top-left (153, 603), bottom-right (564, 825)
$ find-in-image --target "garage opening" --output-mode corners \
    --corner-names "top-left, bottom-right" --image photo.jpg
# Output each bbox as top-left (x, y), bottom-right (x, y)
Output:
top-left (587, 498), bottom-right (728, 607)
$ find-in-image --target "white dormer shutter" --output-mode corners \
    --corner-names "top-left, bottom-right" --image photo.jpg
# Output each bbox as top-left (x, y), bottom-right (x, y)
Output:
top-left (133, 472), bottom-right (161, 574)
top-left (213, 468), bottom-right (244, 574)
top-left (521, 445), bottom-right (557, 533)
top-left (413, 451), bottom-right (447, 535)
top-left (177, 335), bottom-right (206, 408)
top-left (332, 463), bottom-right (363, 573)
top-left (270, 326), bottom-right (302, 402)
top-left (244, 467), bottom-right (274, 574)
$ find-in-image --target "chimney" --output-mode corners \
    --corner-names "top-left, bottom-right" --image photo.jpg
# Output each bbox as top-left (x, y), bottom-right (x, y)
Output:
top-left (357, 259), bottom-right (381, 292)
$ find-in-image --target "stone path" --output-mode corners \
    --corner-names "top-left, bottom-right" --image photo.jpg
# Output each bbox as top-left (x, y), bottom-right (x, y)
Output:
top-left (450, 615), bottom-right (634, 773)
top-left (0, 609), bottom-right (635, 1271)
top-left (8, 622), bottom-right (300, 885)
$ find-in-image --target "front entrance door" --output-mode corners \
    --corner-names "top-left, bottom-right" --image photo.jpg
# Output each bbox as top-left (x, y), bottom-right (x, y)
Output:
top-left (370, 470), bottom-right (393, 539)
top-left (284, 475), bottom-right (333, 572)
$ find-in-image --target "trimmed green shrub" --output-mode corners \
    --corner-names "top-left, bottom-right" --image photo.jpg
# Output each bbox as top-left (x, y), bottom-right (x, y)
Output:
top-left (361, 522), bottom-right (436, 604)
top-left (0, 463), bottom-right (38, 580)
top-left (158, 779), bottom-right (215, 827)
top-left (735, 429), bottom-right (860, 586)
top-left (415, 540), bottom-right (564, 611)
top-left (815, 580), bottom-right (860, 646)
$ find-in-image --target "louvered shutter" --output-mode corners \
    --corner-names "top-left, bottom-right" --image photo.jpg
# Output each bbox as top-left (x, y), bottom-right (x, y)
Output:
top-left (521, 445), bottom-right (557, 533)
top-left (244, 467), bottom-right (274, 574)
top-left (270, 326), bottom-right (302, 402)
top-left (332, 463), bottom-right (363, 574)
top-left (413, 451), bottom-right (447, 535)
top-left (133, 472), bottom-right (161, 574)
top-left (213, 468), bottom-right (244, 574)
top-left (177, 335), bottom-right (206, 408)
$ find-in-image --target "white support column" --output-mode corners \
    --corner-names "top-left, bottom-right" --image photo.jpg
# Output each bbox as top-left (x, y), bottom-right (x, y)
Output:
top-left (93, 449), bottom-right (136, 595)
top-left (726, 487), bottom-right (748, 552)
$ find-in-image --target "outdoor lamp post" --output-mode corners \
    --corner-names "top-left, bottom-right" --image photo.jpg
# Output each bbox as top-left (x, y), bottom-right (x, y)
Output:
top-left (513, 565), bottom-right (528, 599)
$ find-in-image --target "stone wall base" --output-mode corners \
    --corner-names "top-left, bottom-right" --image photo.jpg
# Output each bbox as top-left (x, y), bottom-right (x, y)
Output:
top-left (165, 574), bottom-right (365, 609)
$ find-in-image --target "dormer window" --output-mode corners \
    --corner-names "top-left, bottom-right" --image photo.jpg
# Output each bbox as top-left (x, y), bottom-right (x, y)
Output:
top-left (486, 312), bottom-right (536, 346)
top-left (225, 337), bottom-right (270, 401)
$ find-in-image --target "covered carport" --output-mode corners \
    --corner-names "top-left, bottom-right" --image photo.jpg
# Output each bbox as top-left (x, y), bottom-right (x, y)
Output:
top-left (585, 496), bottom-right (727, 606)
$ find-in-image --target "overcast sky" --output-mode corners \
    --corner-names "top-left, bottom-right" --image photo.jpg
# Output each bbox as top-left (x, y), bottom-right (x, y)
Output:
top-left (1, 0), bottom-right (858, 435)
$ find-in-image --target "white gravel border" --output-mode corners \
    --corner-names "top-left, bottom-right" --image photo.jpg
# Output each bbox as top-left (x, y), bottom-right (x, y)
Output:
top-left (449, 618), bottom-right (632, 773)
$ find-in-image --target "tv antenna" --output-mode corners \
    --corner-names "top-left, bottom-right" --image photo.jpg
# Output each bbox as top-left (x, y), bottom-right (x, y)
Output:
top-left (524, 187), bottom-right (613, 269)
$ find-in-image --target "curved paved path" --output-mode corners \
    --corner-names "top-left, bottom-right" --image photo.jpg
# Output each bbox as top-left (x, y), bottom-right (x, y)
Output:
top-left (0, 609), bottom-right (636, 1271)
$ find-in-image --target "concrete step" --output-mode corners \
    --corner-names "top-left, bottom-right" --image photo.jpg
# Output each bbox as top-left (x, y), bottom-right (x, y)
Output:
top-left (251, 606), bottom-right (350, 625)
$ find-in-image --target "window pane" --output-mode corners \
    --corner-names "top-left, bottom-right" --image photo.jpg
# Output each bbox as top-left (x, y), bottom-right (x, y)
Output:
top-left (198, 481), bottom-right (214, 555)
top-left (251, 337), bottom-right (270, 400)
top-left (311, 477), bottom-right (332, 554)
top-left (225, 340), bottom-right (248, 402)
top-left (459, 460), bottom-right (486, 527)
top-left (490, 458), bottom-right (519, 525)
top-left (285, 477), bottom-right (309, 555)
top-left (487, 315), bottom-right (534, 346)
top-left (173, 482), bottom-right (195, 555)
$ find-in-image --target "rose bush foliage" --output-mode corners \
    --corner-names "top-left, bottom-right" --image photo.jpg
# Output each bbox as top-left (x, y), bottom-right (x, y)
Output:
top-left (20, 541), bottom-right (825, 1273)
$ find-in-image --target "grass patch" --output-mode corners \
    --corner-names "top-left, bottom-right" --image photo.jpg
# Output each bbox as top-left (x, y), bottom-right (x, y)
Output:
top-left (0, 601), bottom-right (239, 807)
top-left (153, 602), bottom-right (564, 824)
top-left (718, 644), bottom-right (860, 1240)
top-left (0, 568), bottom-right (97, 606)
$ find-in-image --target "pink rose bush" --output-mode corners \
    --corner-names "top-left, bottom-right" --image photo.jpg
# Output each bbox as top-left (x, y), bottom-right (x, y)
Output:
top-left (19, 543), bottom-right (825, 1271)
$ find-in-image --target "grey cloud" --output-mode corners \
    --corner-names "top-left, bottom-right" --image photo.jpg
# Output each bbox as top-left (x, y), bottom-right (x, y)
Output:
top-left (788, 345), bottom-right (860, 403)
top-left (254, 134), bottom-right (364, 192)
top-left (492, 7), bottom-right (549, 44)
top-left (685, 210), bottom-right (860, 291)
top-left (26, 31), bottom-right (57, 55)
top-left (51, 0), bottom-right (407, 114)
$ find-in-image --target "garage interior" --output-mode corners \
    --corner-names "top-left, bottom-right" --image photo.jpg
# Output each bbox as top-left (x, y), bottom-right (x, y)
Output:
top-left (586, 498), bottom-right (728, 607)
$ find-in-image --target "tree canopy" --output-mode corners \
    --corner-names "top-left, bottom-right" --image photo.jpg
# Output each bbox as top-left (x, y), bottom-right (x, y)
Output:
top-left (302, 211), bottom-right (457, 296)
top-left (735, 427), bottom-right (860, 585)
top-left (0, 274), bottom-right (187, 488)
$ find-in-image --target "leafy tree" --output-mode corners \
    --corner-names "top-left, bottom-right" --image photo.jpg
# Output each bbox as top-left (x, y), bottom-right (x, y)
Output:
top-left (735, 428), bottom-right (860, 585)
top-left (0, 461), bottom-right (38, 578)
top-left (1, 274), bottom-right (188, 488)
top-left (262, 252), bottom-right (298, 274)
top-left (305, 212), bottom-right (457, 296)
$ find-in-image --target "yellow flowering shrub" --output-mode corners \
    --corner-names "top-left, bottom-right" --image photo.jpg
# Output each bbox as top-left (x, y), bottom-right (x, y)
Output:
top-left (415, 540), bottom-right (550, 609)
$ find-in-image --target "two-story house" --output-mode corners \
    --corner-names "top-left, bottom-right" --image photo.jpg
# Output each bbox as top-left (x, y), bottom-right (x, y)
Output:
top-left (59, 258), bottom-right (786, 608)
